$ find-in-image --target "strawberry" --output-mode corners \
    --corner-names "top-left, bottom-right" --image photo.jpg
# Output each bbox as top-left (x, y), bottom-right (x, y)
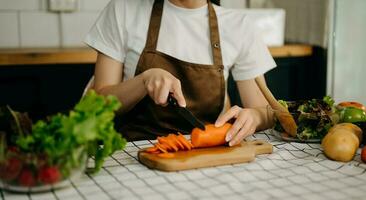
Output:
top-left (18, 169), bottom-right (35, 187)
top-left (0, 157), bottom-right (23, 181)
top-left (7, 146), bottom-right (19, 153)
top-left (38, 166), bottom-right (61, 184)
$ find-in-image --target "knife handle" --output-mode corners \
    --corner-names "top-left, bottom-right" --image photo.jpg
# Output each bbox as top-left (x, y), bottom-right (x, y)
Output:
top-left (168, 94), bottom-right (178, 107)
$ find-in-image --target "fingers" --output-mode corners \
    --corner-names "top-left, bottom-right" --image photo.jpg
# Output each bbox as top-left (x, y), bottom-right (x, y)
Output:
top-left (215, 106), bottom-right (242, 127)
top-left (144, 69), bottom-right (185, 107)
top-left (156, 83), bottom-right (170, 106)
top-left (171, 80), bottom-right (186, 107)
top-left (229, 117), bottom-right (255, 146)
top-left (219, 108), bottom-right (257, 146)
top-left (225, 114), bottom-right (246, 142)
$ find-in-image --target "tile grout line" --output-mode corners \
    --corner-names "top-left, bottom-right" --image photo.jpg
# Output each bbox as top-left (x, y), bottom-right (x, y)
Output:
top-left (70, 179), bottom-right (87, 200)
top-left (17, 11), bottom-right (22, 48)
top-left (57, 12), bottom-right (63, 48)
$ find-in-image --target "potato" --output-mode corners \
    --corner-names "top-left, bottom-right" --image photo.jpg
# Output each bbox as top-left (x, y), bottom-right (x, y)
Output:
top-left (321, 123), bottom-right (362, 162)
top-left (327, 123), bottom-right (362, 141)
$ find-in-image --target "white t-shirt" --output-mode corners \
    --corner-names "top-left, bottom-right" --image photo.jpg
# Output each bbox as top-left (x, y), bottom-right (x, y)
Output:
top-left (84, 0), bottom-right (276, 82)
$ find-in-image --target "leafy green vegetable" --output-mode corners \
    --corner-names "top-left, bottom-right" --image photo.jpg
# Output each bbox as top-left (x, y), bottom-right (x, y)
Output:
top-left (278, 100), bottom-right (288, 109)
top-left (13, 90), bottom-right (126, 173)
top-left (323, 96), bottom-right (335, 108)
top-left (274, 96), bottom-right (336, 140)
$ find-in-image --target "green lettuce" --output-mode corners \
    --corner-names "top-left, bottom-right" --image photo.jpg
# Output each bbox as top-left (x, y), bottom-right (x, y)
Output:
top-left (16, 90), bottom-right (126, 173)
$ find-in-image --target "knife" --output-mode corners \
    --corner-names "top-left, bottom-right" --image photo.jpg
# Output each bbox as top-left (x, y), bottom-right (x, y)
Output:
top-left (167, 94), bottom-right (206, 131)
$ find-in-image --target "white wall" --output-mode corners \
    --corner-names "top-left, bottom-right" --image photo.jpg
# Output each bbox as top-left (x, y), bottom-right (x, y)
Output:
top-left (250, 0), bottom-right (329, 48)
top-left (1, 0), bottom-right (285, 49)
top-left (0, 0), bottom-right (110, 48)
top-left (328, 0), bottom-right (366, 105)
top-left (221, 0), bottom-right (247, 8)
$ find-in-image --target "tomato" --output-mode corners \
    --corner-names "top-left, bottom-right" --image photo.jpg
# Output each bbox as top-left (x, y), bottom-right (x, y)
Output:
top-left (339, 107), bottom-right (366, 123)
top-left (338, 101), bottom-right (366, 112)
top-left (362, 146), bottom-right (366, 163)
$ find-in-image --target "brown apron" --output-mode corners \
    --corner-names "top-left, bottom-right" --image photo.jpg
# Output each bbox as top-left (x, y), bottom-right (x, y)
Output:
top-left (119, 0), bottom-right (225, 141)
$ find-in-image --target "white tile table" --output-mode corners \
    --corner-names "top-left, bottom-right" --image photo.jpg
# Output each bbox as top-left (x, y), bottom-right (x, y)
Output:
top-left (2, 131), bottom-right (366, 200)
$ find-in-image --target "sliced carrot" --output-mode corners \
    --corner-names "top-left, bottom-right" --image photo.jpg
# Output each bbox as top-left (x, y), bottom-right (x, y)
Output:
top-left (157, 153), bottom-right (175, 159)
top-left (158, 136), bottom-right (179, 152)
top-left (149, 150), bottom-right (161, 154)
top-left (155, 143), bottom-right (168, 153)
top-left (191, 123), bottom-right (232, 148)
top-left (177, 134), bottom-right (192, 150)
top-left (145, 146), bottom-right (159, 153)
top-left (157, 136), bottom-right (166, 144)
top-left (168, 134), bottom-right (184, 150)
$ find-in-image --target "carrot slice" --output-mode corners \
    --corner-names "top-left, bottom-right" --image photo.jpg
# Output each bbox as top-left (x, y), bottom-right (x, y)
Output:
top-left (149, 150), bottom-right (161, 154)
top-left (175, 139), bottom-right (185, 150)
top-left (157, 153), bottom-right (175, 158)
top-left (155, 143), bottom-right (168, 153)
top-left (159, 136), bottom-right (179, 152)
top-left (161, 143), bottom-right (173, 151)
top-left (177, 134), bottom-right (192, 150)
top-left (145, 147), bottom-right (159, 153)
top-left (168, 134), bottom-right (184, 150)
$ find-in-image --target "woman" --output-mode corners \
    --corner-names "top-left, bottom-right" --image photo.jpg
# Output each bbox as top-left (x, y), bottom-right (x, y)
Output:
top-left (84, 0), bottom-right (276, 146)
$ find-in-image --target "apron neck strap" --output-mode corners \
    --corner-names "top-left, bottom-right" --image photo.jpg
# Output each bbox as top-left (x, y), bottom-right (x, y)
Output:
top-left (145, 0), bottom-right (223, 66)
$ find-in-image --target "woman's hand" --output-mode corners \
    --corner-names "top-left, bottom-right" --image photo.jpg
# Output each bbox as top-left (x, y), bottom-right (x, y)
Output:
top-left (142, 68), bottom-right (186, 107)
top-left (215, 106), bottom-right (260, 146)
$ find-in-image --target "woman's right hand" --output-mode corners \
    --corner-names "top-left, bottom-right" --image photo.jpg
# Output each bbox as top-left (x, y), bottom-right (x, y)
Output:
top-left (142, 68), bottom-right (186, 107)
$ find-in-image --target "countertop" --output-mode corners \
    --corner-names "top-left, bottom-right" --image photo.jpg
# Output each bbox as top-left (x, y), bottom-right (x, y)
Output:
top-left (0, 45), bottom-right (313, 66)
top-left (1, 131), bottom-right (365, 200)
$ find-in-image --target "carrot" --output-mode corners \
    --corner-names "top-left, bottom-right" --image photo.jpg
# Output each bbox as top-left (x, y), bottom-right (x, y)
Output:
top-left (191, 123), bottom-right (232, 148)
top-left (144, 133), bottom-right (194, 155)
top-left (170, 134), bottom-right (185, 149)
top-left (157, 153), bottom-right (175, 158)
top-left (158, 136), bottom-right (179, 152)
top-left (145, 146), bottom-right (159, 153)
top-left (155, 143), bottom-right (168, 153)
top-left (177, 134), bottom-right (192, 150)
top-left (149, 150), bottom-right (161, 154)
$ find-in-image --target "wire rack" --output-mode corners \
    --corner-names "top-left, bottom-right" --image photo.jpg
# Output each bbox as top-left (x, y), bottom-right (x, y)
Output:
top-left (2, 131), bottom-right (366, 200)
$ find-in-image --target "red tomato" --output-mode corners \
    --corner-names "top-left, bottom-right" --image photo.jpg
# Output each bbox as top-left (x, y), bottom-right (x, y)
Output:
top-left (338, 101), bottom-right (366, 112)
top-left (362, 146), bottom-right (366, 163)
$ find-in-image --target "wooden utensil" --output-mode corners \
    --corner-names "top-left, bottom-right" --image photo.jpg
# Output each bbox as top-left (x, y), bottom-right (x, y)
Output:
top-left (138, 140), bottom-right (272, 171)
top-left (254, 76), bottom-right (298, 137)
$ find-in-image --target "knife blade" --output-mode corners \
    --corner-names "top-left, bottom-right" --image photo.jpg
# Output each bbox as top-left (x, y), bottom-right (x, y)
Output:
top-left (168, 94), bottom-right (206, 131)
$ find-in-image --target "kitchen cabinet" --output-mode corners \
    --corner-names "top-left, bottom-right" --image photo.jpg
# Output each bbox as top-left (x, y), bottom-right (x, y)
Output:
top-left (0, 45), bottom-right (325, 118)
top-left (229, 46), bottom-right (327, 106)
top-left (0, 64), bottom-right (93, 119)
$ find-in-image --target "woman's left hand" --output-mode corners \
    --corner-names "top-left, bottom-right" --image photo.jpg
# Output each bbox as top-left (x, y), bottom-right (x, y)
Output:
top-left (215, 105), bottom-right (259, 146)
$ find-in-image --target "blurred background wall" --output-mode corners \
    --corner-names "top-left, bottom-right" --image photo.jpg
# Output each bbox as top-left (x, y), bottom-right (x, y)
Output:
top-left (0, 0), bottom-right (329, 48)
top-left (221, 0), bottom-right (329, 47)
top-left (327, 0), bottom-right (366, 103)
top-left (0, 0), bottom-right (109, 48)
top-left (3, 0), bottom-right (364, 118)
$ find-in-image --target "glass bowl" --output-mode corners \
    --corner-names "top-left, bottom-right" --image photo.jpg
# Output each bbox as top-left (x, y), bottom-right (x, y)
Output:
top-left (0, 147), bottom-right (87, 193)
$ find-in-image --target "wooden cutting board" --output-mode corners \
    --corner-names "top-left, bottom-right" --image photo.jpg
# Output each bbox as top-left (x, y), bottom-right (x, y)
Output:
top-left (138, 140), bottom-right (273, 171)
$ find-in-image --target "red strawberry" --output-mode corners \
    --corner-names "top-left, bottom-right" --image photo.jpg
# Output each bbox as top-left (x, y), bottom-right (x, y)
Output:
top-left (0, 158), bottom-right (23, 181)
top-left (18, 169), bottom-right (35, 187)
top-left (7, 146), bottom-right (19, 153)
top-left (38, 166), bottom-right (61, 184)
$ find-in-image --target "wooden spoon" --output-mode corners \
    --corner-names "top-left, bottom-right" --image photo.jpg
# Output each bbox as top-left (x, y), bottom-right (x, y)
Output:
top-left (254, 76), bottom-right (298, 137)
